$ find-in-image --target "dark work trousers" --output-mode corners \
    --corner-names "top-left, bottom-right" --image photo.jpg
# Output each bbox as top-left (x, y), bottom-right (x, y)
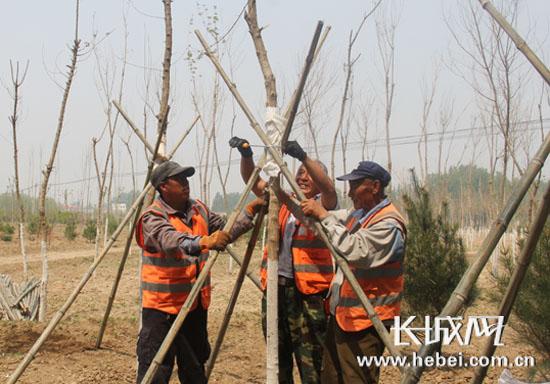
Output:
top-left (136, 306), bottom-right (210, 384)
top-left (321, 316), bottom-right (387, 384)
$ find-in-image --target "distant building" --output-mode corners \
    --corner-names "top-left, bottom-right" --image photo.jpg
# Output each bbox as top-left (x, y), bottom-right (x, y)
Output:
top-left (112, 203), bottom-right (127, 213)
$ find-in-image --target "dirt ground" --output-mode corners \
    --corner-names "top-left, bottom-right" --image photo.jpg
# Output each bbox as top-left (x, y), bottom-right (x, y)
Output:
top-left (0, 226), bottom-right (546, 383)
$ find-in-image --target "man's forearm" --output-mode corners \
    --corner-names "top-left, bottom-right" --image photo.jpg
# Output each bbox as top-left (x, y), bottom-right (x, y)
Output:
top-left (240, 156), bottom-right (266, 196)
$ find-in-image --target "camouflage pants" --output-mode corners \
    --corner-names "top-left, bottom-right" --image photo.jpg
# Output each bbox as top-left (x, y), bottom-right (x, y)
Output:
top-left (262, 284), bottom-right (328, 384)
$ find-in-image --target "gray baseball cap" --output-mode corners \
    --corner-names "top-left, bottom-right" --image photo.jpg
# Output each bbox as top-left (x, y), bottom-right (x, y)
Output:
top-left (150, 161), bottom-right (195, 188)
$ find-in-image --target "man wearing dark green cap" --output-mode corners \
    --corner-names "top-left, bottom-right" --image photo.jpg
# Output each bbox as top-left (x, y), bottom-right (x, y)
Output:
top-left (135, 160), bottom-right (265, 384)
top-left (301, 160), bottom-right (407, 384)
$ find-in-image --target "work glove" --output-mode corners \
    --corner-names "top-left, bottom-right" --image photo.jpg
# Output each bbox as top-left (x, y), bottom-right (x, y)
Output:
top-left (282, 140), bottom-right (306, 162)
top-left (229, 136), bottom-right (253, 158)
top-left (199, 230), bottom-right (231, 251)
top-left (245, 196), bottom-right (268, 216)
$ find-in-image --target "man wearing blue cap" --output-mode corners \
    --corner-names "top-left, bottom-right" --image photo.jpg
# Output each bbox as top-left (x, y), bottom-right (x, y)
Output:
top-left (301, 161), bottom-right (406, 384)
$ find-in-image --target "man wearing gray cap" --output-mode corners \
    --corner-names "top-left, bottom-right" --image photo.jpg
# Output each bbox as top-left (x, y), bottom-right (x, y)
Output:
top-left (301, 161), bottom-right (407, 384)
top-left (135, 161), bottom-right (265, 384)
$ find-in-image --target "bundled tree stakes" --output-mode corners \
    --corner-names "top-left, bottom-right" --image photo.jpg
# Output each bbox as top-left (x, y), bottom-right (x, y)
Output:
top-left (401, 132), bottom-right (550, 384)
top-left (206, 204), bottom-right (268, 379)
top-left (6, 116), bottom-right (192, 384)
top-left (478, 0), bottom-right (550, 85)
top-left (195, 28), bottom-right (406, 363)
top-left (95, 113), bottom-right (199, 349)
top-left (471, 182), bottom-right (550, 384)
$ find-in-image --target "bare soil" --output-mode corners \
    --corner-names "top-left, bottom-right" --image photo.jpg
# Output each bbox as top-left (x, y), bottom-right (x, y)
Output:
top-left (0, 226), bottom-right (546, 383)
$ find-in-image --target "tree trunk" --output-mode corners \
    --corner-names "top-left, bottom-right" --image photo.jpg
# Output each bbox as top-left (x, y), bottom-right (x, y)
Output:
top-left (244, 1), bottom-right (279, 381)
top-left (37, 1), bottom-right (80, 321)
top-left (8, 60), bottom-right (30, 281)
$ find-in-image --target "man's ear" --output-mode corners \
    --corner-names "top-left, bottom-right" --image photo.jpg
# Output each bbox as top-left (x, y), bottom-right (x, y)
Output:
top-left (373, 180), bottom-right (382, 195)
top-left (158, 181), bottom-right (167, 194)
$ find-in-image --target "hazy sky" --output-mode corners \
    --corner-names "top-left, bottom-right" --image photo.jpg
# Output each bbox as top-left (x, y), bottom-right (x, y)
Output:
top-left (0, 0), bottom-right (548, 207)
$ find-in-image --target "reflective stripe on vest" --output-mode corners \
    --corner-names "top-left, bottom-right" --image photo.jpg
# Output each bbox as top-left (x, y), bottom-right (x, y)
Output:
top-left (259, 203), bottom-right (334, 295)
top-left (137, 199), bottom-right (212, 314)
top-left (334, 202), bottom-right (406, 332)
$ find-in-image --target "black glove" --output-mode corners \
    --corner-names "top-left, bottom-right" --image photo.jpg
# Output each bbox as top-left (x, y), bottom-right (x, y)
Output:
top-left (283, 140), bottom-right (307, 161)
top-left (229, 136), bottom-right (253, 158)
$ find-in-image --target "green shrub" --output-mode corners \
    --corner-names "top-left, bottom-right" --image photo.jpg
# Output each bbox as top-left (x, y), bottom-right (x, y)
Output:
top-left (492, 223), bottom-right (550, 377)
top-left (1, 234), bottom-right (12, 242)
top-left (0, 223), bottom-right (15, 235)
top-left (64, 221), bottom-right (77, 241)
top-left (107, 215), bottom-right (119, 236)
top-left (82, 220), bottom-right (97, 243)
top-left (55, 211), bottom-right (79, 225)
top-left (27, 216), bottom-right (39, 235)
top-left (402, 177), bottom-right (471, 317)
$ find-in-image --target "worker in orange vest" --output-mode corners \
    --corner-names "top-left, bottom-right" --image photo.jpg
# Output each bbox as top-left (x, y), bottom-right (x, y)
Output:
top-left (230, 137), bottom-right (337, 384)
top-left (301, 160), bottom-right (406, 384)
top-left (135, 161), bottom-right (265, 384)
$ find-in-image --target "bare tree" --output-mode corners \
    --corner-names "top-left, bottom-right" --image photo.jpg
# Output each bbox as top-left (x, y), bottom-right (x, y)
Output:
top-left (244, 1), bottom-right (280, 381)
top-left (330, 1), bottom-right (382, 181)
top-left (356, 93), bottom-right (376, 161)
top-left (447, 0), bottom-right (528, 208)
top-left (37, 0), bottom-right (81, 321)
top-left (300, 55), bottom-right (337, 159)
top-left (7, 60), bottom-right (30, 281)
top-left (375, 3), bottom-right (400, 176)
top-left (417, 70), bottom-right (438, 184)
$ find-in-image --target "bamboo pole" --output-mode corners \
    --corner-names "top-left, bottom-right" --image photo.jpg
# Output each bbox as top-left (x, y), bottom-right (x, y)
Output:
top-left (95, 115), bottom-right (199, 348)
top-left (280, 21), bottom-right (323, 144)
top-left (6, 114), bottom-right (189, 384)
top-left (471, 182), bottom-right (550, 384)
top-left (226, 246), bottom-right (262, 290)
top-left (139, 166), bottom-right (262, 383)
top-left (478, 0), bottom-right (550, 85)
top-left (205, 205), bottom-right (267, 379)
top-left (196, 29), bottom-right (405, 362)
top-left (113, 100), bottom-right (155, 154)
top-left (401, 133), bottom-right (550, 384)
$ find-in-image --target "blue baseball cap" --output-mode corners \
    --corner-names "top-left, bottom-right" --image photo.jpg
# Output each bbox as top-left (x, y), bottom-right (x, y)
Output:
top-left (336, 161), bottom-right (391, 187)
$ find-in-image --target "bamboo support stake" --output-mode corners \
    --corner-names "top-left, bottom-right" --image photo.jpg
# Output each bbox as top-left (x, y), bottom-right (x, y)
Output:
top-left (206, 205), bottom-right (267, 379)
top-left (471, 183), bottom-right (550, 384)
top-left (478, 0), bottom-right (550, 85)
top-left (95, 115), bottom-right (199, 348)
top-left (401, 133), bottom-right (550, 384)
top-left (6, 114), bottom-right (190, 383)
top-left (113, 100), bottom-right (155, 154)
top-left (226, 246), bottom-right (262, 290)
top-left (280, 21), bottom-right (323, 144)
top-left (140, 166), bottom-right (262, 384)
top-left (196, 29), bottom-right (405, 363)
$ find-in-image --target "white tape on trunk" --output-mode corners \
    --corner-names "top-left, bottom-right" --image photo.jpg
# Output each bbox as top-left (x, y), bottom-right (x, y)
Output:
top-left (262, 107), bottom-right (285, 178)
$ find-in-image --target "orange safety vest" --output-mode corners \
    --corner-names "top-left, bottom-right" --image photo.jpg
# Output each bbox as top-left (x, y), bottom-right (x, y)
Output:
top-left (334, 202), bottom-right (406, 332)
top-left (135, 199), bottom-right (211, 314)
top-left (260, 203), bottom-right (334, 295)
